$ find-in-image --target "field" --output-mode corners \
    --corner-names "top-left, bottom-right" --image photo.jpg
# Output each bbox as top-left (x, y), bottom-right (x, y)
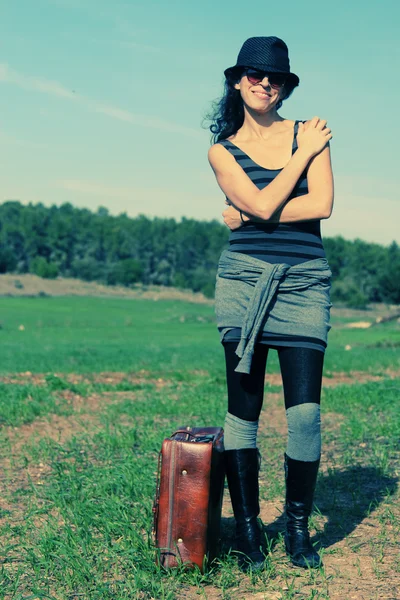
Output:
top-left (0, 287), bottom-right (399, 600)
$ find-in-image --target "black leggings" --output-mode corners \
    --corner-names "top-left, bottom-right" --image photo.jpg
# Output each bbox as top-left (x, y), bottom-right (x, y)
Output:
top-left (224, 343), bottom-right (324, 421)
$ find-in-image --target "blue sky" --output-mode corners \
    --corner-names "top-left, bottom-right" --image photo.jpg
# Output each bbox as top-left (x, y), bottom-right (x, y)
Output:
top-left (1, 0), bottom-right (399, 245)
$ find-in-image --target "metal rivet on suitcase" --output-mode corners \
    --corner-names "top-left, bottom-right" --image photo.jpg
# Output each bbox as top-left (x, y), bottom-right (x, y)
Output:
top-left (182, 470), bottom-right (187, 475)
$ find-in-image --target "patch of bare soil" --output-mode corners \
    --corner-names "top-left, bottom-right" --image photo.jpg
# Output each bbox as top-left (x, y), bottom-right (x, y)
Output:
top-left (266, 369), bottom-right (400, 388)
top-left (331, 304), bottom-right (400, 320)
top-left (321, 370), bottom-right (399, 387)
top-left (0, 387), bottom-right (141, 527)
top-left (1, 369), bottom-right (398, 392)
top-left (256, 392), bottom-right (286, 436)
top-left (2, 275), bottom-right (399, 320)
top-left (0, 273), bottom-right (212, 303)
top-left (4, 397), bottom-right (99, 452)
top-left (0, 385), bottom-right (144, 458)
top-left (0, 370), bottom-right (196, 389)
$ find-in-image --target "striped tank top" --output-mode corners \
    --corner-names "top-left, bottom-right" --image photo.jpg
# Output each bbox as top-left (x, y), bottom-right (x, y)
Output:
top-left (218, 120), bottom-right (326, 266)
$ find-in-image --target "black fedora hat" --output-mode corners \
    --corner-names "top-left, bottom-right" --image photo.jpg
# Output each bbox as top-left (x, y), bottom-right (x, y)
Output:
top-left (224, 36), bottom-right (299, 87)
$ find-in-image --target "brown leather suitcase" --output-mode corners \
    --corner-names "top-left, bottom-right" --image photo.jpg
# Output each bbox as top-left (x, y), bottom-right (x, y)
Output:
top-left (152, 426), bottom-right (225, 572)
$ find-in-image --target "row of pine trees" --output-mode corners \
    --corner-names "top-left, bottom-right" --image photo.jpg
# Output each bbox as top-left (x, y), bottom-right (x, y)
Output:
top-left (1, 201), bottom-right (399, 307)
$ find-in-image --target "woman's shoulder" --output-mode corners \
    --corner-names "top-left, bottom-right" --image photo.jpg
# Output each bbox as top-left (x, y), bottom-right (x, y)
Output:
top-left (208, 141), bottom-right (236, 168)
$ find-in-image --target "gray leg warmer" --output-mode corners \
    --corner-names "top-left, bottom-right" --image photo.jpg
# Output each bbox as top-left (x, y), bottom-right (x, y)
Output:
top-left (224, 403), bottom-right (321, 458)
top-left (286, 403), bottom-right (321, 462)
top-left (223, 412), bottom-right (259, 450)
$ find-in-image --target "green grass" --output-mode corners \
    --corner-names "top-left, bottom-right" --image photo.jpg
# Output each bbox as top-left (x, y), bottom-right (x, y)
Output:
top-left (1, 296), bottom-right (399, 375)
top-left (1, 377), bottom-right (399, 599)
top-left (0, 380), bottom-right (79, 427)
top-left (0, 296), bottom-right (399, 599)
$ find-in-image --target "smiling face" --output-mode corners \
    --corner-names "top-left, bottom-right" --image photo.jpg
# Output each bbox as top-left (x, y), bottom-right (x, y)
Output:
top-left (234, 70), bottom-right (285, 113)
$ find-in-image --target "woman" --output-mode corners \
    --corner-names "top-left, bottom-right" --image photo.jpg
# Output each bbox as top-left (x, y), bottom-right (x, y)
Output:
top-left (207, 36), bottom-right (333, 571)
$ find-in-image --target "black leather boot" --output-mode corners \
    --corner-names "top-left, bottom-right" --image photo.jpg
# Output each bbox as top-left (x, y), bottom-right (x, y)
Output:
top-left (284, 453), bottom-right (322, 569)
top-left (224, 448), bottom-right (266, 571)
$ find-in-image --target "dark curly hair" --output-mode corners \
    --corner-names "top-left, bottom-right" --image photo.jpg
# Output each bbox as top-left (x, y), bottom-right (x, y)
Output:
top-left (205, 69), bottom-right (298, 144)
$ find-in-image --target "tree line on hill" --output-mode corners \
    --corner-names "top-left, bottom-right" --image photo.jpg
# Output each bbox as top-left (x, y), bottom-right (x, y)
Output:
top-left (0, 200), bottom-right (399, 307)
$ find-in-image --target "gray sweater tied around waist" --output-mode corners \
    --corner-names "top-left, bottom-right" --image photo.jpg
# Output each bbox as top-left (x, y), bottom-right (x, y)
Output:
top-left (215, 250), bottom-right (332, 374)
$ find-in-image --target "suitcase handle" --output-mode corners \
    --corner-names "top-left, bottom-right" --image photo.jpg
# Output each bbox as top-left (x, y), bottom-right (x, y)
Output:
top-left (171, 429), bottom-right (199, 440)
top-left (172, 428), bottom-right (224, 444)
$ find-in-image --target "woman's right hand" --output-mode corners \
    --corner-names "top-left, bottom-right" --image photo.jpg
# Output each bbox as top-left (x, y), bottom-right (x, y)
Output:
top-left (297, 117), bottom-right (332, 158)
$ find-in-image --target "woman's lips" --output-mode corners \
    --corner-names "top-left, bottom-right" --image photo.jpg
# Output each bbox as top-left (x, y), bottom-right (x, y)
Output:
top-left (252, 91), bottom-right (271, 98)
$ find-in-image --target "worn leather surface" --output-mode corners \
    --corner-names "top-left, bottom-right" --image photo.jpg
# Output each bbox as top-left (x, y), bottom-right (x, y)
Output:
top-left (153, 427), bottom-right (225, 571)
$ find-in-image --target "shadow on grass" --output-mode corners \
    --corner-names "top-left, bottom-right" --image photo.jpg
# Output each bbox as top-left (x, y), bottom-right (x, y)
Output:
top-left (219, 465), bottom-right (398, 555)
top-left (313, 465), bottom-right (398, 548)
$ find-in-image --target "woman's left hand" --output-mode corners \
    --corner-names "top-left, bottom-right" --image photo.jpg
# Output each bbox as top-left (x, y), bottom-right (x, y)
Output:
top-left (222, 202), bottom-right (244, 230)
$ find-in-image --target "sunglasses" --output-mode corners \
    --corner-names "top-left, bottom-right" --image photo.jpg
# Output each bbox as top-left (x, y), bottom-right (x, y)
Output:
top-left (244, 68), bottom-right (287, 89)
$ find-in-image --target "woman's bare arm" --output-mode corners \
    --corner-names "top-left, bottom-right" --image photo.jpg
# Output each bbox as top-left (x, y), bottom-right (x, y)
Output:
top-left (243, 144), bottom-right (334, 223)
top-left (208, 117), bottom-right (332, 221)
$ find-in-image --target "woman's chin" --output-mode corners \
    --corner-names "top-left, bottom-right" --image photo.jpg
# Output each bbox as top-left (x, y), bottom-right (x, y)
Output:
top-left (247, 102), bottom-right (277, 115)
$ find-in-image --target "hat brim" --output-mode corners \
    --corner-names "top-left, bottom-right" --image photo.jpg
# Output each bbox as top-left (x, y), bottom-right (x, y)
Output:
top-left (224, 64), bottom-right (299, 87)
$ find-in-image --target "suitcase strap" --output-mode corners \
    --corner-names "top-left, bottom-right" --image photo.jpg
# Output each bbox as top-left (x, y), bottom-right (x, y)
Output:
top-left (152, 450), bottom-right (162, 542)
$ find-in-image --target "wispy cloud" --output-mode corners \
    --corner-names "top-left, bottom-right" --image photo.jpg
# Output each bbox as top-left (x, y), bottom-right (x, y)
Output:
top-left (0, 62), bottom-right (203, 139)
top-left (0, 64), bottom-right (77, 99)
top-left (94, 104), bottom-right (203, 137)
